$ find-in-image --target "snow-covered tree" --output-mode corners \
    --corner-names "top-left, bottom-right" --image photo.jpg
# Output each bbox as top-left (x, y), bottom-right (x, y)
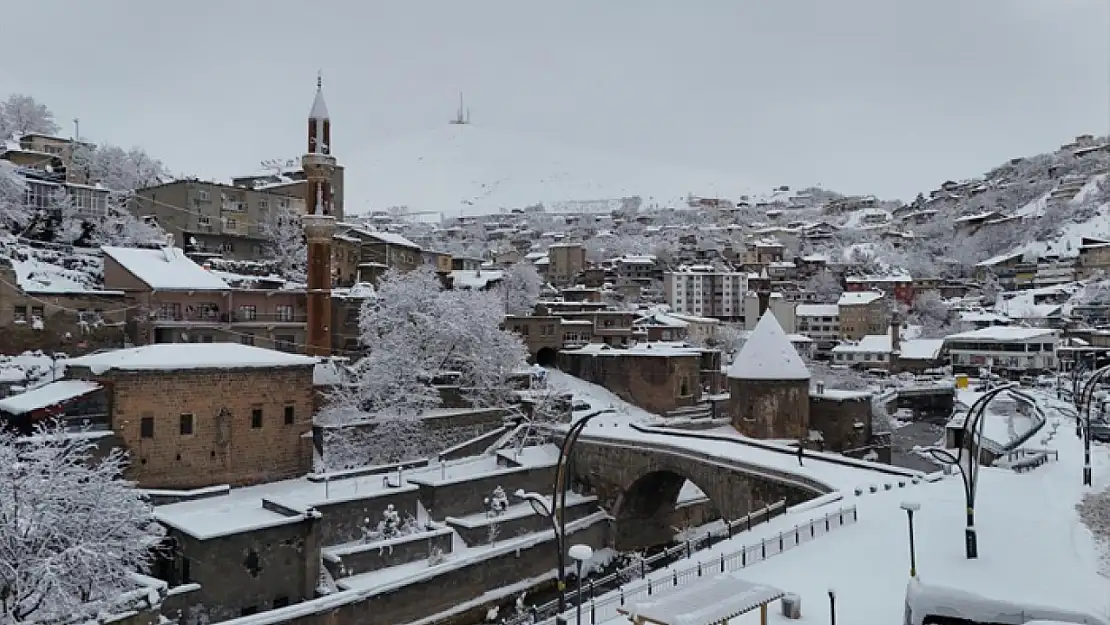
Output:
top-left (485, 486), bottom-right (509, 517)
top-left (380, 504), bottom-right (402, 539)
top-left (0, 421), bottom-right (163, 622)
top-left (501, 261), bottom-right (543, 316)
top-left (908, 291), bottom-right (955, 339)
top-left (321, 266), bottom-right (528, 446)
top-left (258, 203), bottom-right (307, 283)
top-left (0, 94), bottom-right (59, 140)
top-left (0, 161), bottom-right (30, 232)
top-left (74, 144), bottom-right (168, 202)
top-left (803, 270), bottom-right (843, 303)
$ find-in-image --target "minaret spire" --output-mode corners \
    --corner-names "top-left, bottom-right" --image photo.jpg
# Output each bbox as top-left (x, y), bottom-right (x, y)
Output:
top-left (302, 74), bottom-right (338, 357)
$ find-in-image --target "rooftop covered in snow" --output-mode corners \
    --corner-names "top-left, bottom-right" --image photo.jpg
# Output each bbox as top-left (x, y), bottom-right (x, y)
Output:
top-left (0, 380), bottom-right (102, 415)
top-left (727, 311), bottom-right (810, 380)
top-left (837, 291), bottom-right (884, 306)
top-left (102, 246), bottom-right (231, 291)
top-left (65, 343), bottom-right (318, 374)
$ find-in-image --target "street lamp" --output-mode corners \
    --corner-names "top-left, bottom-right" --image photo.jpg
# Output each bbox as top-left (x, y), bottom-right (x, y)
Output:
top-left (568, 544), bottom-right (594, 625)
top-left (900, 501), bottom-right (921, 577)
top-left (926, 382), bottom-right (1016, 559)
top-left (1077, 364), bottom-right (1110, 487)
top-left (518, 408), bottom-right (612, 624)
top-left (827, 589), bottom-right (836, 625)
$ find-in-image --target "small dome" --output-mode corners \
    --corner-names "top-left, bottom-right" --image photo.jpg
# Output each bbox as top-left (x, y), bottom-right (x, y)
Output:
top-left (727, 311), bottom-right (810, 381)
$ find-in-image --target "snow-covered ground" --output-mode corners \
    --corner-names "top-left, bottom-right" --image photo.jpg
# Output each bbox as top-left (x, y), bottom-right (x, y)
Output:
top-left (343, 124), bottom-right (761, 218)
top-left (563, 388), bottom-right (1109, 625)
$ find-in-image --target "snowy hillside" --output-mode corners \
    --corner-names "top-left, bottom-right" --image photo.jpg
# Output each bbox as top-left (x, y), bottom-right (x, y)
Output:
top-left (344, 124), bottom-right (761, 218)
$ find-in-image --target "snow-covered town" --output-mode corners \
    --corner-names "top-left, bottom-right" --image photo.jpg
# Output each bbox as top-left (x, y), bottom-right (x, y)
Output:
top-left (2, 4), bottom-right (1110, 625)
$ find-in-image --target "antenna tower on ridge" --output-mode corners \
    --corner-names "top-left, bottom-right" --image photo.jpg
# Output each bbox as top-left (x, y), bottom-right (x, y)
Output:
top-left (450, 93), bottom-right (471, 125)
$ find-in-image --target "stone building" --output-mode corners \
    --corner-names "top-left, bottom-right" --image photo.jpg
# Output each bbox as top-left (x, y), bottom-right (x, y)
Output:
top-left (837, 290), bottom-right (888, 341)
top-left (727, 311), bottom-right (810, 440)
top-left (64, 343), bottom-right (316, 489)
top-left (557, 342), bottom-right (703, 415)
top-left (102, 245), bottom-right (309, 352)
top-left (503, 314), bottom-right (593, 366)
top-left (0, 262), bottom-right (130, 355)
top-left (808, 387), bottom-right (875, 454)
top-left (547, 243), bottom-right (586, 286)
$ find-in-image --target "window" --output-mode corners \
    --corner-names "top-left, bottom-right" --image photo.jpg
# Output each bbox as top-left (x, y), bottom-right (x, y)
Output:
top-left (238, 305), bottom-right (257, 321)
top-left (276, 305), bottom-right (295, 322)
top-left (225, 218), bottom-right (238, 230)
top-left (140, 417), bottom-right (154, 438)
top-left (30, 305), bottom-right (43, 319)
top-left (284, 405), bottom-right (295, 425)
top-left (198, 215), bottom-right (211, 227)
top-left (196, 189), bottom-right (210, 201)
top-left (258, 198), bottom-right (269, 210)
top-left (251, 408), bottom-right (263, 429)
top-left (180, 414), bottom-right (194, 435)
top-left (240, 333), bottom-right (255, 346)
top-left (275, 335), bottom-right (295, 352)
top-left (13, 305), bottom-right (26, 323)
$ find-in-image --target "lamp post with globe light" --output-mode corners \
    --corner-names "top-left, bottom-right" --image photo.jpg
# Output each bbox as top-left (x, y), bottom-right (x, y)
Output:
top-left (568, 544), bottom-right (594, 625)
top-left (900, 501), bottom-right (921, 577)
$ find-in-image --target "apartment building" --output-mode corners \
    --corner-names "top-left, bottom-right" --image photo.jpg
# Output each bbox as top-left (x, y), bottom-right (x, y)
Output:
top-left (132, 181), bottom-right (306, 260)
top-left (503, 314), bottom-right (594, 365)
top-left (102, 246), bottom-right (307, 352)
top-left (944, 327), bottom-right (1058, 377)
top-left (663, 265), bottom-right (748, 321)
top-left (844, 274), bottom-right (915, 306)
top-left (614, 255), bottom-right (659, 287)
top-left (794, 303), bottom-right (840, 354)
top-left (1, 146), bottom-right (110, 219)
top-left (231, 164), bottom-right (346, 222)
top-left (837, 291), bottom-right (889, 341)
top-left (14, 132), bottom-right (96, 182)
top-left (1078, 238), bottom-right (1110, 279)
top-left (339, 227), bottom-right (423, 282)
top-left (547, 243), bottom-right (586, 286)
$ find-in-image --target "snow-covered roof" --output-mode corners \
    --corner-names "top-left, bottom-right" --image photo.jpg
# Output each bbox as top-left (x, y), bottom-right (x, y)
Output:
top-left (727, 311), bottom-right (810, 380)
top-left (102, 246), bottom-right (230, 291)
top-left (899, 338), bottom-right (945, 361)
top-left (450, 269), bottom-right (504, 289)
top-left (310, 86), bottom-right (329, 120)
top-left (832, 332), bottom-right (893, 355)
top-left (66, 343), bottom-right (317, 374)
top-left (975, 251), bottom-right (1024, 267)
top-left (629, 574), bottom-right (784, 625)
top-left (564, 342), bottom-right (703, 358)
top-left (795, 304), bottom-right (839, 317)
top-left (0, 380), bottom-right (102, 415)
top-left (348, 228), bottom-right (421, 250)
top-left (837, 291), bottom-right (884, 306)
top-left (944, 327), bottom-right (1058, 342)
top-left (666, 311), bottom-right (720, 325)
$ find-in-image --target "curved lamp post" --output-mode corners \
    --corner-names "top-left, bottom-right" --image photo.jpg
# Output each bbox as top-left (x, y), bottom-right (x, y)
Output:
top-left (926, 382), bottom-right (1016, 559)
top-left (517, 408), bottom-right (611, 625)
top-left (1077, 364), bottom-right (1110, 487)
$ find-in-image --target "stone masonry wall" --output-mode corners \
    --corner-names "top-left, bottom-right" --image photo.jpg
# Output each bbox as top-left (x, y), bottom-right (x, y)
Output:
top-left (312, 486), bottom-right (422, 546)
top-left (74, 365), bottom-right (315, 489)
top-left (557, 351), bottom-right (702, 415)
top-left (173, 520), bottom-right (315, 623)
top-left (809, 393), bottom-right (872, 452)
top-left (323, 528), bottom-right (454, 577)
top-left (410, 465), bottom-right (555, 520)
top-left (729, 377), bottom-right (810, 440)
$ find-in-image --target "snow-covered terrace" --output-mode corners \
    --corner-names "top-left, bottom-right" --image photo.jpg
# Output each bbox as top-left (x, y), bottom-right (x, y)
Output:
top-left (154, 446), bottom-right (561, 540)
top-left (569, 390), bottom-right (1107, 625)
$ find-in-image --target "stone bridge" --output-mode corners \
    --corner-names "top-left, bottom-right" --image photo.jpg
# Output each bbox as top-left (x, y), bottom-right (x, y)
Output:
top-left (567, 430), bottom-right (834, 550)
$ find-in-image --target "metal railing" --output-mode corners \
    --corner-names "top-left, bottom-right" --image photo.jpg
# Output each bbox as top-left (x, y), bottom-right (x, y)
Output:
top-left (504, 499), bottom-right (793, 625)
top-left (529, 504), bottom-right (858, 625)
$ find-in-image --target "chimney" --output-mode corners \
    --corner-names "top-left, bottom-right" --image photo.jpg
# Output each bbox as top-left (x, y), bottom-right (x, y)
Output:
top-left (816, 381), bottom-right (825, 395)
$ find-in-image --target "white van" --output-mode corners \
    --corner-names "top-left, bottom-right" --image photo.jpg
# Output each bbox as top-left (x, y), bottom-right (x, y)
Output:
top-left (904, 578), bottom-right (1108, 625)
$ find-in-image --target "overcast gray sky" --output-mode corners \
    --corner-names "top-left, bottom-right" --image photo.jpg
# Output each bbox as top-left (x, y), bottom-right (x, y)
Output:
top-left (2, 0), bottom-right (1108, 202)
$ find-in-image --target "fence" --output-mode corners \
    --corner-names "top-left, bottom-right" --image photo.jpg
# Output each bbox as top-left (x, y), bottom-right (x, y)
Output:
top-left (504, 499), bottom-right (790, 625)
top-left (525, 504), bottom-right (858, 625)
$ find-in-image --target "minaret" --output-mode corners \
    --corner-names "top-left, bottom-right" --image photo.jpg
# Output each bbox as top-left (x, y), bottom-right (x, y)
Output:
top-left (302, 74), bottom-right (337, 357)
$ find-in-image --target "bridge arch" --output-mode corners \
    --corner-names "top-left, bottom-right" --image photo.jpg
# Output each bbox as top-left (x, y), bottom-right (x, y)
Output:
top-left (611, 468), bottom-right (739, 551)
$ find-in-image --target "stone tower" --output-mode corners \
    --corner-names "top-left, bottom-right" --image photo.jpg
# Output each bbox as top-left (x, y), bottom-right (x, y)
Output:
top-left (303, 75), bottom-right (337, 357)
top-left (727, 310), bottom-right (811, 439)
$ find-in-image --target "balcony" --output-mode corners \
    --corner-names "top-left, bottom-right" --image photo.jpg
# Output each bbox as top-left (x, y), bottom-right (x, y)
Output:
top-left (232, 311), bottom-right (308, 324)
top-left (151, 311), bottom-right (227, 324)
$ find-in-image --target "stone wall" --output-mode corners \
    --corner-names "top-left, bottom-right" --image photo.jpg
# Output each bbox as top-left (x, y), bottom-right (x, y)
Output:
top-left (446, 497), bottom-right (596, 545)
top-left (172, 518), bottom-right (318, 623)
top-left (323, 528), bottom-right (454, 577)
top-left (252, 517), bottom-right (609, 625)
top-left (312, 486), bottom-right (423, 546)
top-left (729, 377), bottom-right (810, 440)
top-left (557, 351), bottom-right (701, 415)
top-left (410, 465), bottom-right (555, 520)
top-left (74, 365), bottom-right (315, 489)
top-left (809, 392), bottom-right (873, 452)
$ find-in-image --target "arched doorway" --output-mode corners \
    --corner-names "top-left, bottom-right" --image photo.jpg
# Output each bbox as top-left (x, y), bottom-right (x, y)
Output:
top-left (535, 347), bottom-right (557, 367)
